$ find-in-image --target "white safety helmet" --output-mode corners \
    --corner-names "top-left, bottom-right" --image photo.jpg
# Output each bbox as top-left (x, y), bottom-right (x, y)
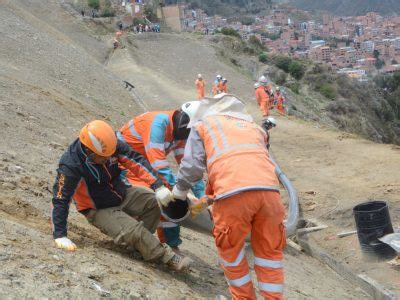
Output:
top-left (258, 75), bottom-right (268, 85)
top-left (181, 101), bottom-right (201, 121)
top-left (216, 74), bottom-right (222, 80)
top-left (254, 82), bottom-right (261, 89)
top-left (197, 73), bottom-right (202, 79)
top-left (276, 86), bottom-right (280, 91)
top-left (267, 117), bottom-right (277, 127)
top-left (222, 77), bottom-right (227, 82)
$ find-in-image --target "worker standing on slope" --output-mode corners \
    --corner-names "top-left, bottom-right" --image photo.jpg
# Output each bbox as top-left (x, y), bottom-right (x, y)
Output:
top-left (51, 120), bottom-right (191, 271)
top-left (255, 76), bottom-right (270, 117)
top-left (195, 74), bottom-right (206, 99)
top-left (212, 75), bottom-right (223, 96)
top-left (118, 106), bottom-right (205, 252)
top-left (172, 94), bottom-right (286, 299)
top-left (274, 87), bottom-right (286, 115)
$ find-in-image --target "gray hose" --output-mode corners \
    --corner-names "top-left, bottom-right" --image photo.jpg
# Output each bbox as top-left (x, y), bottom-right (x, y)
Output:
top-left (269, 149), bottom-right (299, 237)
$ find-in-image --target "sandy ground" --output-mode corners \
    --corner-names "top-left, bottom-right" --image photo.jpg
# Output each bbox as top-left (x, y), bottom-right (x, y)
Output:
top-left (0, 0), bottom-right (397, 298)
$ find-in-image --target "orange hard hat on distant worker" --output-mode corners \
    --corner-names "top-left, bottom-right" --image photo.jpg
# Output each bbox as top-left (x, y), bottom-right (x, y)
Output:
top-left (116, 31), bottom-right (123, 37)
top-left (79, 120), bottom-right (117, 157)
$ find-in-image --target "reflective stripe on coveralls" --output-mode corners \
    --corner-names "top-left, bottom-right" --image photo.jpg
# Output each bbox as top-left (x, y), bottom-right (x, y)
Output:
top-left (197, 116), bottom-right (280, 200)
top-left (177, 113), bottom-right (285, 299)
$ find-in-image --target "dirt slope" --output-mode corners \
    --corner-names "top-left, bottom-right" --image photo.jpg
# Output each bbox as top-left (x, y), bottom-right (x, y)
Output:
top-left (0, 0), bottom-right (395, 298)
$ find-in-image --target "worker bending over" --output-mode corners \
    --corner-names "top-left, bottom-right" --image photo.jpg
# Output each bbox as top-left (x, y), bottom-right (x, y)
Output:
top-left (221, 78), bottom-right (228, 93)
top-left (118, 105), bottom-right (205, 251)
top-left (172, 94), bottom-right (286, 299)
top-left (51, 120), bottom-right (191, 272)
top-left (212, 75), bottom-right (223, 96)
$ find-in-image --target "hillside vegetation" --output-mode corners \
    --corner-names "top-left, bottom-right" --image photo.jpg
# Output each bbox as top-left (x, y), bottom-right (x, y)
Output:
top-left (288, 0), bottom-right (400, 16)
top-left (208, 31), bottom-right (400, 144)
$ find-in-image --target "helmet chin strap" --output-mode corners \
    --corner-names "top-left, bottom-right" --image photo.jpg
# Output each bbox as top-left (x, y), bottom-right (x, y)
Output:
top-left (80, 143), bottom-right (101, 183)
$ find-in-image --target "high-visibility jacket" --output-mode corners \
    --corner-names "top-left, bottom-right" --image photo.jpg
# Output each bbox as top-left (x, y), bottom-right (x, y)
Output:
top-left (275, 92), bottom-right (286, 113)
top-left (52, 139), bottom-right (163, 239)
top-left (221, 82), bottom-right (228, 93)
top-left (195, 79), bottom-right (206, 99)
top-left (255, 86), bottom-right (270, 116)
top-left (177, 115), bottom-right (279, 200)
top-left (212, 80), bottom-right (221, 96)
top-left (118, 111), bottom-right (185, 187)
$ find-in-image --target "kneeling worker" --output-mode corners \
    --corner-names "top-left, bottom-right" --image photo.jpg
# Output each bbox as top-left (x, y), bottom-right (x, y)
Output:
top-left (51, 120), bottom-right (191, 272)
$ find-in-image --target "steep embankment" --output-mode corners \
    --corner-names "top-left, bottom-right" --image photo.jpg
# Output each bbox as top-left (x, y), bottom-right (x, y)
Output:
top-left (0, 0), bottom-right (397, 298)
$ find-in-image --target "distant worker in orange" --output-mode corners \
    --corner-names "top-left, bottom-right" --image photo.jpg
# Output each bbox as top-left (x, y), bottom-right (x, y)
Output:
top-left (221, 78), bottom-right (228, 93)
top-left (113, 31), bottom-right (123, 49)
top-left (255, 76), bottom-right (270, 117)
top-left (212, 75), bottom-right (223, 96)
top-left (173, 94), bottom-right (286, 299)
top-left (274, 87), bottom-right (286, 115)
top-left (195, 74), bottom-right (206, 99)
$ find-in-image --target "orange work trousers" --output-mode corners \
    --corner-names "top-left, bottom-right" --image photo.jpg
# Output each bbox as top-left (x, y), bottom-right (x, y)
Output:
top-left (277, 103), bottom-right (285, 115)
top-left (259, 99), bottom-right (269, 117)
top-left (197, 88), bottom-right (205, 99)
top-left (211, 190), bottom-right (286, 299)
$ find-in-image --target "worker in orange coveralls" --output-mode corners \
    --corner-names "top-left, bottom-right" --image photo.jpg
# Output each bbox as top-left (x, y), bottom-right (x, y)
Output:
top-left (255, 76), bottom-right (270, 117)
top-left (274, 87), bottom-right (286, 115)
top-left (212, 74), bottom-right (223, 96)
top-left (173, 94), bottom-right (286, 300)
top-left (118, 104), bottom-right (205, 252)
top-left (220, 78), bottom-right (228, 93)
top-left (195, 74), bottom-right (206, 99)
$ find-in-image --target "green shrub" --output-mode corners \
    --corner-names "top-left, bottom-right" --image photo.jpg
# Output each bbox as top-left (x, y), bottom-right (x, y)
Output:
top-left (88, 0), bottom-right (99, 9)
top-left (239, 16), bottom-right (255, 25)
top-left (289, 82), bottom-right (300, 94)
top-left (101, 8), bottom-right (115, 17)
top-left (274, 55), bottom-right (292, 73)
top-left (288, 61), bottom-right (305, 80)
top-left (220, 27), bottom-right (241, 39)
top-left (230, 58), bottom-right (240, 66)
top-left (133, 18), bottom-right (146, 26)
top-left (318, 83), bottom-right (336, 100)
top-left (259, 52), bottom-right (268, 63)
top-left (144, 5), bottom-right (158, 22)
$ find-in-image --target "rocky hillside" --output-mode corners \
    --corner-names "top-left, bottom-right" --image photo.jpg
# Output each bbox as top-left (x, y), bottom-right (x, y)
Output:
top-left (184, 0), bottom-right (273, 16)
top-left (288, 0), bottom-right (400, 16)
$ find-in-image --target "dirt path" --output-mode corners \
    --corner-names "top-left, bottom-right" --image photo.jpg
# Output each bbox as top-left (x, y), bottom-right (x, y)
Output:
top-left (271, 115), bottom-right (400, 295)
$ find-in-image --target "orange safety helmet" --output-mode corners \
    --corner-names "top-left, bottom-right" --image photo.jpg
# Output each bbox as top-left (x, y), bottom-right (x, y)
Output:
top-left (79, 120), bottom-right (117, 157)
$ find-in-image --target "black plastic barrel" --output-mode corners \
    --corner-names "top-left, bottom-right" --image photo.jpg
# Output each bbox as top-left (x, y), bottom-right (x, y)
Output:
top-left (353, 201), bottom-right (396, 257)
top-left (160, 198), bottom-right (190, 223)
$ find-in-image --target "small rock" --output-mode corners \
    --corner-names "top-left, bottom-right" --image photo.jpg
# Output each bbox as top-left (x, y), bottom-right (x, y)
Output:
top-left (7, 165), bottom-right (23, 174)
top-left (2, 182), bottom-right (16, 190)
top-left (128, 291), bottom-right (141, 299)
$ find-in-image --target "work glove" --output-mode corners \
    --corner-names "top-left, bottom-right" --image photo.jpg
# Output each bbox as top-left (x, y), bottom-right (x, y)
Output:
top-left (191, 197), bottom-right (210, 218)
top-left (55, 237), bottom-right (77, 251)
top-left (155, 186), bottom-right (174, 207)
top-left (172, 185), bottom-right (189, 201)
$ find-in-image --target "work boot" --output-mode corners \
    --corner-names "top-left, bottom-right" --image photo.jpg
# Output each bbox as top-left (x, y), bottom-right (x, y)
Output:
top-left (167, 253), bottom-right (192, 272)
